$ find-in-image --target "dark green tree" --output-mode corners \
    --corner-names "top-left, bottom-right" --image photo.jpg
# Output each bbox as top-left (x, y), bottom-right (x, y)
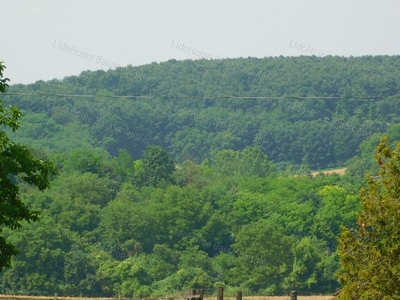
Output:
top-left (138, 145), bottom-right (175, 187)
top-left (0, 62), bottom-right (57, 271)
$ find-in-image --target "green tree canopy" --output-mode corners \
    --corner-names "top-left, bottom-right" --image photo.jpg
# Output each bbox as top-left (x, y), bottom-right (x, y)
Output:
top-left (0, 62), bottom-right (57, 271)
top-left (212, 146), bottom-right (275, 177)
top-left (136, 145), bottom-right (175, 187)
top-left (338, 138), bottom-right (400, 299)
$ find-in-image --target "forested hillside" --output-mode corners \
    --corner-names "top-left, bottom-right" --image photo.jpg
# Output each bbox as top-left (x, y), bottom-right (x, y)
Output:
top-left (1, 56), bottom-right (400, 297)
top-left (4, 55), bottom-right (400, 169)
top-left (0, 144), bottom-right (363, 297)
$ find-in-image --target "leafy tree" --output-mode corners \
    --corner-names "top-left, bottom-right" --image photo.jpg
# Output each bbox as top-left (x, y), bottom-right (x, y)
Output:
top-left (0, 62), bottom-right (56, 272)
top-left (338, 138), bottom-right (400, 299)
top-left (0, 216), bottom-right (74, 294)
top-left (63, 148), bottom-right (110, 175)
top-left (231, 219), bottom-right (294, 294)
top-left (311, 185), bottom-right (360, 247)
top-left (139, 145), bottom-right (175, 187)
top-left (283, 236), bottom-right (340, 293)
top-left (212, 146), bottom-right (274, 177)
top-left (174, 159), bottom-right (214, 187)
top-left (110, 148), bottom-right (134, 182)
top-left (97, 255), bottom-right (153, 297)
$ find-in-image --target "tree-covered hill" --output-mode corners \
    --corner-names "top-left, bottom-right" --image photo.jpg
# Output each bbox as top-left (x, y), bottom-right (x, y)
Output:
top-left (2, 57), bottom-right (400, 297)
top-left (4, 55), bottom-right (400, 169)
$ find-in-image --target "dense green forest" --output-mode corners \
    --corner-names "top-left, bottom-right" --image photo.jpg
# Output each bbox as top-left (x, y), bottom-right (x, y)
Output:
top-left (1, 145), bottom-right (363, 297)
top-left (4, 55), bottom-right (400, 169)
top-left (1, 55), bottom-right (400, 297)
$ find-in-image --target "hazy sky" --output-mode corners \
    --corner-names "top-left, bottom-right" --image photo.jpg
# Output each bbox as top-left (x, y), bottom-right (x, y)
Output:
top-left (3, 0), bottom-right (400, 84)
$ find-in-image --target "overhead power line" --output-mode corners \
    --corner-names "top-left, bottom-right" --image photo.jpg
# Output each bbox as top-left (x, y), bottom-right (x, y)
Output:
top-left (0, 92), bottom-right (396, 100)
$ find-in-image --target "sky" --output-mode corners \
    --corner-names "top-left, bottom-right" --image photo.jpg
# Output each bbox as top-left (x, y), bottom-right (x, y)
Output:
top-left (3, 0), bottom-right (400, 84)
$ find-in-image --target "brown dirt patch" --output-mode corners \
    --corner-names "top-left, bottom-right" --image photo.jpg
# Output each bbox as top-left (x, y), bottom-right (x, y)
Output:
top-left (311, 167), bottom-right (347, 177)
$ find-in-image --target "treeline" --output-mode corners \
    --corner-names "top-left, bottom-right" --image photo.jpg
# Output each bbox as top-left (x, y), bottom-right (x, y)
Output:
top-left (0, 145), bottom-right (363, 297)
top-left (3, 55), bottom-right (400, 169)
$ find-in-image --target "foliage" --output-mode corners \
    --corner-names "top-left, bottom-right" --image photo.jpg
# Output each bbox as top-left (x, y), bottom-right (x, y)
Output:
top-left (211, 146), bottom-right (275, 177)
top-left (0, 62), bottom-right (56, 272)
top-left (4, 56), bottom-right (400, 169)
top-left (338, 138), bottom-right (400, 299)
top-left (0, 141), bottom-right (363, 296)
top-left (134, 145), bottom-right (175, 187)
top-left (3, 56), bottom-right (400, 296)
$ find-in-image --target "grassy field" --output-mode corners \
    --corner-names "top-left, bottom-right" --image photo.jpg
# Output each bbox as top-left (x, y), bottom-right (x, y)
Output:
top-left (311, 167), bottom-right (347, 177)
top-left (212, 297), bottom-right (335, 300)
top-left (0, 295), bottom-right (336, 300)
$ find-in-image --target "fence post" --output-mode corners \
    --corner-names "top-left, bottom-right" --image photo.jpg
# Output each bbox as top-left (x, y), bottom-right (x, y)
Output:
top-left (192, 289), bottom-right (196, 300)
top-left (200, 289), bottom-right (204, 300)
top-left (236, 291), bottom-right (242, 300)
top-left (290, 290), bottom-right (297, 300)
top-left (217, 287), bottom-right (224, 300)
top-left (54, 293), bottom-right (57, 300)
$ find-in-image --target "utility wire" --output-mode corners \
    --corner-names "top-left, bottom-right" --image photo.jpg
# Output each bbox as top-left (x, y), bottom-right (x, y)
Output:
top-left (1, 92), bottom-right (396, 100)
